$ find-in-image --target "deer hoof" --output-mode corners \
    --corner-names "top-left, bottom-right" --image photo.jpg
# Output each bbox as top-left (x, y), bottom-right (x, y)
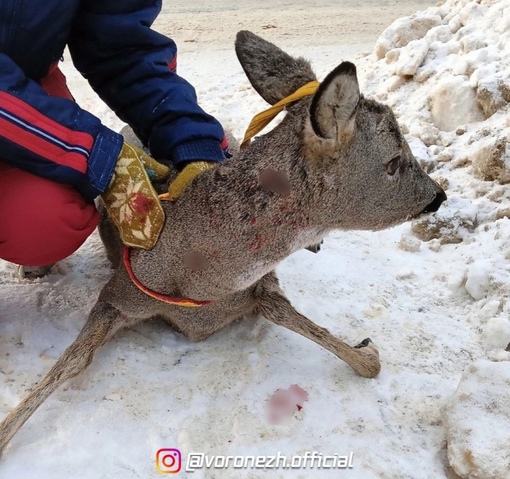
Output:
top-left (305, 239), bottom-right (323, 253)
top-left (354, 337), bottom-right (373, 349)
top-left (351, 338), bottom-right (381, 378)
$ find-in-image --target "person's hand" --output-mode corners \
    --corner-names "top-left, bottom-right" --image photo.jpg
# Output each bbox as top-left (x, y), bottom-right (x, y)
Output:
top-left (118, 142), bottom-right (170, 182)
top-left (167, 161), bottom-right (215, 201)
top-left (101, 141), bottom-right (170, 250)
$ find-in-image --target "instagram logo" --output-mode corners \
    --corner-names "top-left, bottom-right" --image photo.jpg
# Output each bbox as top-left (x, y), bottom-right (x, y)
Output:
top-left (156, 448), bottom-right (182, 474)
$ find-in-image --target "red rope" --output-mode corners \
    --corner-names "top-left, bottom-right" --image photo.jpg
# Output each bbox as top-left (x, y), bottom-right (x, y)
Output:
top-left (122, 247), bottom-right (212, 307)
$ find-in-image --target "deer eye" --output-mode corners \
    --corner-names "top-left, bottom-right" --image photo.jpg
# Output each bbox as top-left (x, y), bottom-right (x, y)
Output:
top-left (386, 156), bottom-right (401, 176)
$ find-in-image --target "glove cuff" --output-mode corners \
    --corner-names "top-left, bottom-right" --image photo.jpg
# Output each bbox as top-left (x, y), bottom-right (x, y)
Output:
top-left (171, 140), bottom-right (227, 169)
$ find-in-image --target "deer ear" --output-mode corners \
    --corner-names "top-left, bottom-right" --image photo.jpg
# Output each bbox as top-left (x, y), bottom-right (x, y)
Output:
top-left (235, 30), bottom-right (317, 105)
top-left (310, 62), bottom-right (360, 140)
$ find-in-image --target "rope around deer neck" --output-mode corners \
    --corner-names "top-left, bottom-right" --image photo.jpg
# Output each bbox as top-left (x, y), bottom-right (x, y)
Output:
top-left (124, 81), bottom-right (320, 307)
top-left (240, 80), bottom-right (320, 149)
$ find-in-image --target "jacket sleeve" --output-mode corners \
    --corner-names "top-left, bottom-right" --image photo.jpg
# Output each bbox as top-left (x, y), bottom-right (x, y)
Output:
top-left (68, 0), bottom-right (226, 169)
top-left (0, 53), bottom-right (122, 201)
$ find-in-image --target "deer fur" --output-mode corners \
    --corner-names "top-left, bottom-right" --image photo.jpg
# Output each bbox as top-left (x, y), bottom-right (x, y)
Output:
top-left (0, 30), bottom-right (446, 456)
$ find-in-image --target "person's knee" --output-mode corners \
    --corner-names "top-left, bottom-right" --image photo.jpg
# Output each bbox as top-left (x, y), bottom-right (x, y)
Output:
top-left (0, 164), bottom-right (99, 266)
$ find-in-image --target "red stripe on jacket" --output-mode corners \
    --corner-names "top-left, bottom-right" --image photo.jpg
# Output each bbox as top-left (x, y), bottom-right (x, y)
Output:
top-left (0, 91), bottom-right (93, 172)
top-left (0, 116), bottom-right (89, 171)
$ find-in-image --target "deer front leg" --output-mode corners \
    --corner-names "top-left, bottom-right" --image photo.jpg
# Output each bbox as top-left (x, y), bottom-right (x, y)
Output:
top-left (0, 301), bottom-right (124, 456)
top-left (255, 274), bottom-right (381, 378)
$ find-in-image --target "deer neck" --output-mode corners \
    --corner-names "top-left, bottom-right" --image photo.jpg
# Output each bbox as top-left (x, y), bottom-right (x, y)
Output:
top-left (216, 135), bottom-right (328, 259)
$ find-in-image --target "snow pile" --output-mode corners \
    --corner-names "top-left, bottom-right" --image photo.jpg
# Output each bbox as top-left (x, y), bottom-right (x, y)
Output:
top-left (362, 0), bottom-right (510, 188)
top-left (443, 360), bottom-right (510, 479)
top-left (359, 0), bottom-right (510, 361)
top-left (367, 0), bottom-right (509, 137)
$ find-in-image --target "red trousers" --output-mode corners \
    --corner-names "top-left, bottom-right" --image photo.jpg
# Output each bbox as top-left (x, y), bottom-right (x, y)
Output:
top-left (0, 65), bottom-right (99, 266)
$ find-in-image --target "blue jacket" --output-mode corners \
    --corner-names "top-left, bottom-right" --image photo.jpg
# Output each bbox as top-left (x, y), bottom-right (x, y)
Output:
top-left (0, 0), bottom-right (226, 201)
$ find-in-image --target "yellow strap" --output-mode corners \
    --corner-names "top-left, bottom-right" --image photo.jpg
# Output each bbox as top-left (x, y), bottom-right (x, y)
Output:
top-left (240, 81), bottom-right (320, 150)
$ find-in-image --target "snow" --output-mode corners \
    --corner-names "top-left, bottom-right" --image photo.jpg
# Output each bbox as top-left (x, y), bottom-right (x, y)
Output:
top-left (1, 0), bottom-right (510, 478)
top-left (444, 360), bottom-right (510, 479)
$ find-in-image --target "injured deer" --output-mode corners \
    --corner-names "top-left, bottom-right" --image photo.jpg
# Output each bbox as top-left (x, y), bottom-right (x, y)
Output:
top-left (0, 30), bottom-right (446, 456)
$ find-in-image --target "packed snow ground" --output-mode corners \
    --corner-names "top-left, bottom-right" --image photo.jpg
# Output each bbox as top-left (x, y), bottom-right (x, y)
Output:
top-left (1, 0), bottom-right (509, 478)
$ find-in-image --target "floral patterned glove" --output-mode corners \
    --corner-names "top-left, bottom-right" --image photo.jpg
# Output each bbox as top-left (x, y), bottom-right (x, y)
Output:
top-left (101, 142), bottom-right (170, 250)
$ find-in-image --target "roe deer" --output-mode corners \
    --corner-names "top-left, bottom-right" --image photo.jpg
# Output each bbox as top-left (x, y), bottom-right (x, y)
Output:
top-left (0, 30), bottom-right (446, 455)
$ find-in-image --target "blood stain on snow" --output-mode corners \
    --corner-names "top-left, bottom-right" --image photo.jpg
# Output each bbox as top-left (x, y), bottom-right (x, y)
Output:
top-left (265, 384), bottom-right (309, 424)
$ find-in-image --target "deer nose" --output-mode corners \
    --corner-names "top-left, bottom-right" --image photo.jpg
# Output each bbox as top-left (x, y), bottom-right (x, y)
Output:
top-left (421, 189), bottom-right (447, 214)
